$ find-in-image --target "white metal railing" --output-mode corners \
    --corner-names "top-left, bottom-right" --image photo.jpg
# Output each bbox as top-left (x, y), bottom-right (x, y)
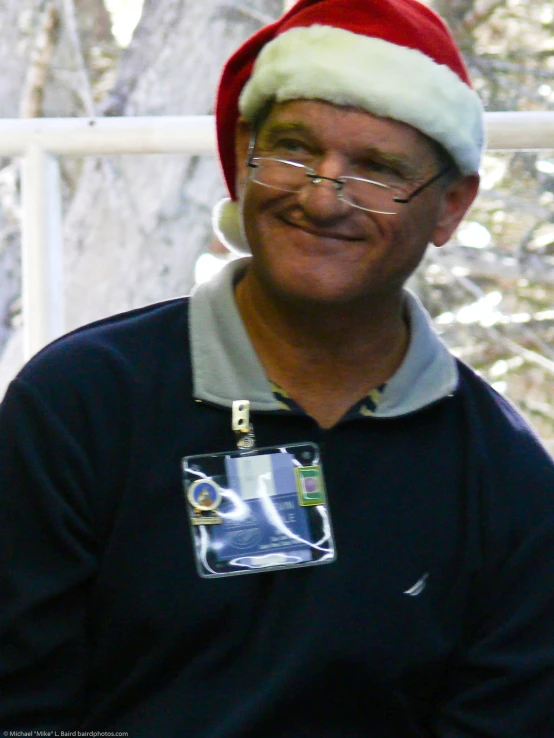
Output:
top-left (1, 116), bottom-right (215, 358)
top-left (0, 112), bottom-right (553, 358)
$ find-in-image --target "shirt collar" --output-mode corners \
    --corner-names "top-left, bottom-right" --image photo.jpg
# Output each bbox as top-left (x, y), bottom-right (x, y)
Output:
top-left (189, 257), bottom-right (458, 417)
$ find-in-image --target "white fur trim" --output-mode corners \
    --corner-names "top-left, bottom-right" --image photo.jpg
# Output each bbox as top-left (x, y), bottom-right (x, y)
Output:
top-left (239, 25), bottom-right (485, 175)
top-left (212, 198), bottom-right (251, 255)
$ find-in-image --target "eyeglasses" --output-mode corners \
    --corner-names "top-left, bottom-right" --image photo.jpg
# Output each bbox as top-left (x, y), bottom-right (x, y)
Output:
top-left (247, 156), bottom-right (451, 215)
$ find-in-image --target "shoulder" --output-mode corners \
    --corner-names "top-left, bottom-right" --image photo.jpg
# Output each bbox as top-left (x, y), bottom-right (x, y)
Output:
top-left (3, 298), bottom-right (192, 424)
top-left (19, 298), bottom-right (189, 386)
top-left (454, 358), bottom-right (554, 523)
top-left (455, 359), bottom-right (550, 449)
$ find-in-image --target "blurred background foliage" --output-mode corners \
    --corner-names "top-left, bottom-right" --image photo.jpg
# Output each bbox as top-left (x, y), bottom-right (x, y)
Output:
top-left (422, 0), bottom-right (554, 453)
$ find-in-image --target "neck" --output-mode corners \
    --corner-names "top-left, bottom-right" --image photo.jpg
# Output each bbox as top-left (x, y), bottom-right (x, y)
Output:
top-left (234, 268), bottom-right (410, 427)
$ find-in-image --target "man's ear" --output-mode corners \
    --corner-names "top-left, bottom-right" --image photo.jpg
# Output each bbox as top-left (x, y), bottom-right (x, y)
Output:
top-left (234, 118), bottom-right (255, 197)
top-left (432, 174), bottom-right (480, 247)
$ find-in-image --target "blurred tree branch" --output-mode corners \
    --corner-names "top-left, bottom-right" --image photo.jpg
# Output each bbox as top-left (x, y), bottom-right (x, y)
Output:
top-left (19, 2), bottom-right (60, 118)
top-left (62, 0), bottom-right (95, 115)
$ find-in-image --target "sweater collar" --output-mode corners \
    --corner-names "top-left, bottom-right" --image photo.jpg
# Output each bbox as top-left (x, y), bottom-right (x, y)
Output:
top-left (189, 257), bottom-right (458, 417)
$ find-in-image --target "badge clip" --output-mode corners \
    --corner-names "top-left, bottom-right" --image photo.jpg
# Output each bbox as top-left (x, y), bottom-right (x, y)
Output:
top-left (232, 400), bottom-right (256, 451)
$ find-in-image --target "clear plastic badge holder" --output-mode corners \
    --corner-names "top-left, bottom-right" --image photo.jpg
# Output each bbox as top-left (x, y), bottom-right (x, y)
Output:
top-left (183, 442), bottom-right (336, 578)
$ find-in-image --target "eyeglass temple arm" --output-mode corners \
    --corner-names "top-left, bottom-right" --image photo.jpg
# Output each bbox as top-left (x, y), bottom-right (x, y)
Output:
top-left (393, 167), bottom-right (452, 204)
top-left (246, 130), bottom-right (259, 162)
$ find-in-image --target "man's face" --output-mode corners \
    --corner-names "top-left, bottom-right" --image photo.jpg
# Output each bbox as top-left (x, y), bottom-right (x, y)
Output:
top-left (235, 99), bottom-right (476, 308)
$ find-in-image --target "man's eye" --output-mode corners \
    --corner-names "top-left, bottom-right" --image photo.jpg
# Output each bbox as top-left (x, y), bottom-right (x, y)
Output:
top-left (357, 161), bottom-right (403, 183)
top-left (359, 161), bottom-right (390, 175)
top-left (272, 138), bottom-right (311, 156)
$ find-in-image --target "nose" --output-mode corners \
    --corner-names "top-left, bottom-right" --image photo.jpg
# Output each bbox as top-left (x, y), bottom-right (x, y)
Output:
top-left (297, 163), bottom-right (350, 222)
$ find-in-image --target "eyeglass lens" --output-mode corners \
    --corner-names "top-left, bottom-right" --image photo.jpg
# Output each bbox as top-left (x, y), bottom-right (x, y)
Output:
top-left (249, 158), bottom-right (400, 214)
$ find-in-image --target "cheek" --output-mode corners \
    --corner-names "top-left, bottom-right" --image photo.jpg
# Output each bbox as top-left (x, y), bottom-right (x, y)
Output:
top-left (239, 202), bottom-right (271, 261)
top-left (240, 189), bottom-right (282, 245)
top-left (397, 202), bottom-right (438, 243)
top-left (236, 167), bottom-right (250, 199)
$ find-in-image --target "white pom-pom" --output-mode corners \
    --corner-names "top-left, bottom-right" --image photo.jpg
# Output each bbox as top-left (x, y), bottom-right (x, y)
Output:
top-left (212, 198), bottom-right (251, 255)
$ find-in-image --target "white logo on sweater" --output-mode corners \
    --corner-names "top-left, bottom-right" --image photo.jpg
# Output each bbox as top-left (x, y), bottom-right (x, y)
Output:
top-left (404, 573), bottom-right (429, 596)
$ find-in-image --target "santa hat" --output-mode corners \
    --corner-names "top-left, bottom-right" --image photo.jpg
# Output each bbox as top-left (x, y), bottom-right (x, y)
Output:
top-left (213, 0), bottom-right (485, 254)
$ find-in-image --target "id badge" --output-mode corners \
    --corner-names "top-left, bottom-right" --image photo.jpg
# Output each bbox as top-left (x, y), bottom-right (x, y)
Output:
top-left (182, 442), bottom-right (336, 578)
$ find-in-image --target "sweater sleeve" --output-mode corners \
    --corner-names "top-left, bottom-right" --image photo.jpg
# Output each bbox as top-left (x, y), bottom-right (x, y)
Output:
top-left (0, 377), bottom-right (99, 729)
top-left (433, 516), bottom-right (554, 737)
top-left (432, 391), bottom-right (554, 738)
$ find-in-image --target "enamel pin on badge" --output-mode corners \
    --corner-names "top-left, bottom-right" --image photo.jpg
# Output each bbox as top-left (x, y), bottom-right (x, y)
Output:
top-left (187, 478), bottom-right (223, 525)
top-left (295, 466), bottom-right (326, 506)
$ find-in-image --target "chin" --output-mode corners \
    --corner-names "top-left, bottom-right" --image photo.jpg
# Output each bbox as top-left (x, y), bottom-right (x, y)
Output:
top-left (263, 269), bottom-right (374, 308)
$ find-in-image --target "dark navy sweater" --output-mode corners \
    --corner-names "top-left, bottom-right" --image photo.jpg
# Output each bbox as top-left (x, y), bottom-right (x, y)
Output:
top-left (1, 290), bottom-right (554, 736)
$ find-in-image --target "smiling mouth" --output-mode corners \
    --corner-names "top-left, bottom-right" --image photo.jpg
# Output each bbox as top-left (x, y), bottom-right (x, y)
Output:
top-left (282, 218), bottom-right (363, 243)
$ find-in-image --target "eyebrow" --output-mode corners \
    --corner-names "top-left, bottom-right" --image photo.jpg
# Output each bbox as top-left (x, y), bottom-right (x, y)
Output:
top-left (257, 121), bottom-right (313, 143)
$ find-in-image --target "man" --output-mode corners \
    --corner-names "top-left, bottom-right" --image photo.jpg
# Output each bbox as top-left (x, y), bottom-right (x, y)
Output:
top-left (1, 0), bottom-right (554, 735)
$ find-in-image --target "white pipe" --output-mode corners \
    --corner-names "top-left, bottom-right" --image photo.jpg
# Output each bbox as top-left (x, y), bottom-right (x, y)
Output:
top-left (0, 116), bottom-right (216, 156)
top-left (21, 146), bottom-right (64, 358)
top-left (0, 113), bottom-right (553, 156)
top-left (486, 112), bottom-right (554, 150)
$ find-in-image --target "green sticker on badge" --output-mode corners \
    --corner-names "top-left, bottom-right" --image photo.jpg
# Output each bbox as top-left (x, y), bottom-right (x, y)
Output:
top-left (295, 466), bottom-right (326, 506)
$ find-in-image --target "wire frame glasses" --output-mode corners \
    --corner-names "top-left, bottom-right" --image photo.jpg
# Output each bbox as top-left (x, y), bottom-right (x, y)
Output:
top-left (247, 156), bottom-right (451, 215)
